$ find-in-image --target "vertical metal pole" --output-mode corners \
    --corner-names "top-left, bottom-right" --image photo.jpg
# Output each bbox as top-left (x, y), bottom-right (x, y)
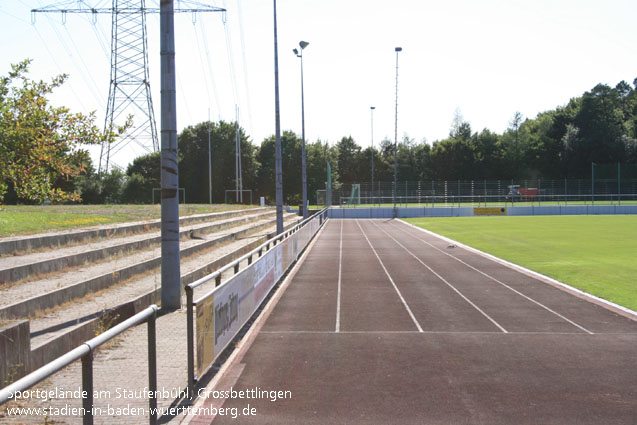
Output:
top-left (300, 49), bottom-right (308, 219)
top-left (82, 352), bottom-right (94, 425)
top-left (618, 162), bottom-right (621, 205)
top-left (208, 109), bottom-right (212, 204)
top-left (591, 162), bottom-right (595, 205)
top-left (186, 287), bottom-right (194, 398)
top-left (274, 0), bottom-right (284, 234)
top-left (458, 180), bottom-right (461, 208)
top-left (370, 106), bottom-right (375, 205)
top-left (160, 0), bottom-right (181, 310)
top-left (148, 311), bottom-right (158, 425)
top-left (235, 105), bottom-right (239, 203)
top-left (393, 47), bottom-right (402, 217)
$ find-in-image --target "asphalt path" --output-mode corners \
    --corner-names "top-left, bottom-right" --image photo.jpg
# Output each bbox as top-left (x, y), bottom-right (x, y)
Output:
top-left (193, 218), bottom-right (637, 425)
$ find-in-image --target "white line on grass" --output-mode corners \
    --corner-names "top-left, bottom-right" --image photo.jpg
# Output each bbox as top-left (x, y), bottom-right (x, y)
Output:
top-left (391, 220), bottom-right (594, 335)
top-left (355, 219), bottom-right (424, 332)
top-left (370, 220), bottom-right (508, 333)
top-left (336, 219), bottom-right (343, 332)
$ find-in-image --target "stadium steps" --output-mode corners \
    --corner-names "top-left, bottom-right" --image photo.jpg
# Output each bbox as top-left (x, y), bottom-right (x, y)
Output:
top-left (0, 211), bottom-right (293, 319)
top-left (3, 213), bottom-right (301, 376)
top-left (0, 208), bottom-right (274, 285)
top-left (0, 206), bottom-right (265, 256)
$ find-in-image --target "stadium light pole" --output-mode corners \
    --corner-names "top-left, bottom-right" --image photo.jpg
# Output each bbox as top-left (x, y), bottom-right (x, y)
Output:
top-left (370, 106), bottom-right (375, 205)
top-left (160, 0), bottom-right (181, 310)
top-left (273, 0), bottom-right (283, 234)
top-left (208, 108), bottom-right (212, 204)
top-left (293, 41), bottom-right (310, 219)
top-left (393, 47), bottom-right (402, 217)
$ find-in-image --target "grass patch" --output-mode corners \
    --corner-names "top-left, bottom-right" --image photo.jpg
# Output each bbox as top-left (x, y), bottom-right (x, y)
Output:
top-left (403, 215), bottom-right (637, 311)
top-left (0, 204), bottom-right (256, 237)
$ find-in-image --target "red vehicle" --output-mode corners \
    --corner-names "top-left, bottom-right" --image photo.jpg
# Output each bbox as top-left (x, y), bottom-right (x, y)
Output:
top-left (507, 185), bottom-right (538, 201)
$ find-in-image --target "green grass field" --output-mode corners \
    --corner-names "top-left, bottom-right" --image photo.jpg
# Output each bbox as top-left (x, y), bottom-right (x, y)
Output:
top-left (0, 204), bottom-right (255, 237)
top-left (403, 215), bottom-right (637, 311)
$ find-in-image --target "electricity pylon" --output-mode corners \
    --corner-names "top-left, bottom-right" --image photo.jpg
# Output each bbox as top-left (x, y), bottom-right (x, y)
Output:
top-left (31, 1), bottom-right (225, 173)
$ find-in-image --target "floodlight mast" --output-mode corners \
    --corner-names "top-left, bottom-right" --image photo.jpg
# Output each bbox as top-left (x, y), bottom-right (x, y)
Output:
top-left (393, 47), bottom-right (402, 217)
top-left (160, 0), bottom-right (180, 310)
top-left (294, 40), bottom-right (310, 219)
top-left (371, 106), bottom-right (375, 205)
top-left (273, 0), bottom-right (284, 234)
top-left (31, 1), bottom-right (225, 173)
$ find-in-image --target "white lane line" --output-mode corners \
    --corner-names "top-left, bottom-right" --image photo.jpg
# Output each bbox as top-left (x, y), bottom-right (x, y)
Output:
top-left (260, 330), bottom-right (603, 335)
top-left (355, 219), bottom-right (424, 332)
top-left (370, 219), bottom-right (508, 333)
top-left (335, 219), bottom-right (344, 332)
top-left (391, 221), bottom-right (594, 335)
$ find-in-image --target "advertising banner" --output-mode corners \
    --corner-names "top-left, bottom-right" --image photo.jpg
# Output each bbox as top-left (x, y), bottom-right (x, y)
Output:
top-left (474, 207), bottom-right (507, 216)
top-left (195, 212), bottom-right (325, 377)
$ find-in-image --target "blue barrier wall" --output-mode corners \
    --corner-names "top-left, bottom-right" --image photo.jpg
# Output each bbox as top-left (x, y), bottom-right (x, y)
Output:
top-left (328, 205), bottom-right (637, 218)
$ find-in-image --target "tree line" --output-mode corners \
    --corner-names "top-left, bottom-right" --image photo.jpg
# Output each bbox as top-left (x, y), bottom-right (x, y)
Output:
top-left (2, 61), bottom-right (636, 205)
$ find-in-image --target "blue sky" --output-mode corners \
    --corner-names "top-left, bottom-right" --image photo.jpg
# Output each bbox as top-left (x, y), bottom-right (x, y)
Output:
top-left (2, 0), bottom-right (637, 169)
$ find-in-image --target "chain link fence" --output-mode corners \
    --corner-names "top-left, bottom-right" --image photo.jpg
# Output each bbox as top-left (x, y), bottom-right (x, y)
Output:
top-left (327, 176), bottom-right (637, 207)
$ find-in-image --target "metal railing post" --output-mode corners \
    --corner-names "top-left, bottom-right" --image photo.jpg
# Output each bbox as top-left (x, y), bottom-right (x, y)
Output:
top-left (186, 287), bottom-right (195, 397)
top-left (81, 351), bottom-right (94, 425)
top-left (148, 309), bottom-right (158, 425)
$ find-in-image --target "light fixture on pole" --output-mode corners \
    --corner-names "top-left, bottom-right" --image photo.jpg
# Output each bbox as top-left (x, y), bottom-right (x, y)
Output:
top-left (370, 106), bottom-right (375, 205)
top-left (273, 0), bottom-right (283, 234)
top-left (393, 47), bottom-right (402, 217)
top-left (293, 40), bottom-right (309, 219)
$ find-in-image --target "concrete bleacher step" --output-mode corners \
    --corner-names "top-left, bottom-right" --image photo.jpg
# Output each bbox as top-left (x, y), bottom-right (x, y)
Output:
top-left (0, 206), bottom-right (267, 256)
top-left (0, 213), bottom-right (299, 320)
top-left (0, 208), bottom-right (275, 285)
top-left (21, 214), bottom-right (301, 374)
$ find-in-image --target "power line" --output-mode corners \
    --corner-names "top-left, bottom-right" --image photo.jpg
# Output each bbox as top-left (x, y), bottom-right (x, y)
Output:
top-left (236, 0), bottom-right (254, 137)
top-left (198, 17), bottom-right (222, 121)
top-left (31, 0), bottom-right (226, 173)
top-left (192, 19), bottom-right (213, 115)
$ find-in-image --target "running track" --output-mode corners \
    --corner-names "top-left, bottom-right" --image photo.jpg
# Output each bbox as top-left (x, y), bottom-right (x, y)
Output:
top-left (192, 219), bottom-right (637, 425)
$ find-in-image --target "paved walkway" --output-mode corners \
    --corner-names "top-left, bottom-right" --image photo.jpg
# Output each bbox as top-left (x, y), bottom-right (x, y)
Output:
top-left (186, 218), bottom-right (637, 425)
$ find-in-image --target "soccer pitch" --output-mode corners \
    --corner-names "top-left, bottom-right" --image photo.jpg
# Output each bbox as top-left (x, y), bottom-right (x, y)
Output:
top-left (403, 215), bottom-right (637, 312)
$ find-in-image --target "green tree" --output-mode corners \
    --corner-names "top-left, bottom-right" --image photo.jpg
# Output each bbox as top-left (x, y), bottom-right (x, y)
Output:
top-left (306, 140), bottom-right (338, 204)
top-left (562, 84), bottom-right (626, 177)
top-left (120, 152), bottom-right (160, 204)
top-left (0, 60), bottom-right (127, 204)
top-left (256, 131), bottom-right (302, 204)
top-left (178, 121), bottom-right (257, 204)
top-left (335, 136), bottom-right (361, 183)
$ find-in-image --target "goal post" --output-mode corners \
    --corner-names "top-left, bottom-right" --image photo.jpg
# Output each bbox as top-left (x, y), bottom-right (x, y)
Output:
top-left (224, 189), bottom-right (253, 204)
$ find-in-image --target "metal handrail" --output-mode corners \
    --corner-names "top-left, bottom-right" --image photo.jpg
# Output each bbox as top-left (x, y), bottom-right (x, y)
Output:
top-left (187, 207), bottom-right (328, 294)
top-left (185, 208), bottom-right (328, 395)
top-left (0, 305), bottom-right (159, 425)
